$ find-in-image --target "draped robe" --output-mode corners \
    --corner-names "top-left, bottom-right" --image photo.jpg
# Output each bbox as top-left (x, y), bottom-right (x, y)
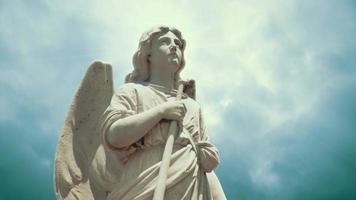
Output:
top-left (99, 81), bottom-right (221, 200)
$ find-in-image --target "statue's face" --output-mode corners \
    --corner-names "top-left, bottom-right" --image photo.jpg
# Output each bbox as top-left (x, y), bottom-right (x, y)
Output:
top-left (149, 31), bottom-right (183, 74)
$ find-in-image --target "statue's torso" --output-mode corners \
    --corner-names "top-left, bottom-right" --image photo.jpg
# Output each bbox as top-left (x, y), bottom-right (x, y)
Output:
top-left (103, 82), bottom-right (206, 199)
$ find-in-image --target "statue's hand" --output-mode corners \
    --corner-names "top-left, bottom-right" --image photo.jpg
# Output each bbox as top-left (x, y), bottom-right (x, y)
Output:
top-left (196, 141), bottom-right (220, 172)
top-left (158, 100), bottom-right (186, 122)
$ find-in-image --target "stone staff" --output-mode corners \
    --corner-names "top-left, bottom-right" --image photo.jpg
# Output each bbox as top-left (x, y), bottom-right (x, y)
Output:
top-left (153, 82), bottom-right (184, 200)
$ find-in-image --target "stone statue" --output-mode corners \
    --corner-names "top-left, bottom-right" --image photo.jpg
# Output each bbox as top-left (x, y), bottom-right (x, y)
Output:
top-left (54, 25), bottom-right (226, 200)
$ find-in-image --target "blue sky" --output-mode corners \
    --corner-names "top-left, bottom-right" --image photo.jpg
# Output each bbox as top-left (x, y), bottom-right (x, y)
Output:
top-left (1, 0), bottom-right (356, 199)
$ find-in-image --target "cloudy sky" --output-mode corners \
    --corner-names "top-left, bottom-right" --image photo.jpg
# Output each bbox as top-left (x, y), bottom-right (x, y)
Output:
top-left (1, 0), bottom-right (356, 199)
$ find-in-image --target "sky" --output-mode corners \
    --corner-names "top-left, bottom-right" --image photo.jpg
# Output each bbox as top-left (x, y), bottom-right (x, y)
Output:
top-left (1, 0), bottom-right (356, 199)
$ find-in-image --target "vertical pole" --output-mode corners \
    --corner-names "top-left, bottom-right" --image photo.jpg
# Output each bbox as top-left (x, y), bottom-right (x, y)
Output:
top-left (153, 83), bottom-right (184, 200)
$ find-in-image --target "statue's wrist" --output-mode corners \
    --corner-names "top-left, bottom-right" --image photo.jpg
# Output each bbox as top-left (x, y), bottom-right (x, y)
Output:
top-left (155, 105), bottom-right (164, 119)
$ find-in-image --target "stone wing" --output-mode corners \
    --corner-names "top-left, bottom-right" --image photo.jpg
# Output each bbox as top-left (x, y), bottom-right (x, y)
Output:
top-left (54, 61), bottom-right (117, 200)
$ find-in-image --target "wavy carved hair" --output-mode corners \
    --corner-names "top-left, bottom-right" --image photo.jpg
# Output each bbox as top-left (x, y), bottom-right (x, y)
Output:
top-left (125, 25), bottom-right (187, 89)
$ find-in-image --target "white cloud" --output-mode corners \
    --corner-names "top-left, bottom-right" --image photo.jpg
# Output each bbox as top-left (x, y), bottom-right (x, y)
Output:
top-left (250, 159), bottom-right (280, 189)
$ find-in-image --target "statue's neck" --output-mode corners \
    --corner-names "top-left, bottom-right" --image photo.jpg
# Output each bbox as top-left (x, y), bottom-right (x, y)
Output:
top-left (148, 72), bottom-right (175, 90)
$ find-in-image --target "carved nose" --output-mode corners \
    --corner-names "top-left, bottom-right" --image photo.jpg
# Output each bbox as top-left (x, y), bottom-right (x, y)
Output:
top-left (170, 45), bottom-right (177, 52)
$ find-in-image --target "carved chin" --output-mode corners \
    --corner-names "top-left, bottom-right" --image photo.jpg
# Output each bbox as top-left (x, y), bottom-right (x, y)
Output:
top-left (167, 59), bottom-right (179, 68)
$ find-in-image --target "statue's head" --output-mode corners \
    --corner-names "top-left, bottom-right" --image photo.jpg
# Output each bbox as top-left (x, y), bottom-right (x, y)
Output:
top-left (125, 25), bottom-right (186, 89)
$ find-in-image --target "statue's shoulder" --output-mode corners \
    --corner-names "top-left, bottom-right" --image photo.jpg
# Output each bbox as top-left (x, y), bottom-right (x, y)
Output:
top-left (189, 98), bottom-right (202, 110)
top-left (114, 82), bottom-right (147, 95)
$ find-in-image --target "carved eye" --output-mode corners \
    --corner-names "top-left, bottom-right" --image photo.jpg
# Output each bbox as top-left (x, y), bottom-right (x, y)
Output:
top-left (175, 39), bottom-right (183, 49)
top-left (160, 38), bottom-right (169, 45)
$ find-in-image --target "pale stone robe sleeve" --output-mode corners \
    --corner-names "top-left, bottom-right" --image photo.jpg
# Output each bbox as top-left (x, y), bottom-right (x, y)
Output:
top-left (100, 85), bottom-right (143, 162)
top-left (196, 107), bottom-right (220, 172)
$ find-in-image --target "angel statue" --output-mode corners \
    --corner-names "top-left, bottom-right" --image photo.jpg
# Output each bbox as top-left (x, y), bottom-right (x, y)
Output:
top-left (54, 25), bottom-right (226, 200)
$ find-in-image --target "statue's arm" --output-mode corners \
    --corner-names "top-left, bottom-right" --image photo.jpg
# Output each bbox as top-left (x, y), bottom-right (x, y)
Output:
top-left (105, 93), bottom-right (186, 149)
top-left (196, 107), bottom-right (220, 172)
top-left (106, 106), bottom-right (163, 148)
